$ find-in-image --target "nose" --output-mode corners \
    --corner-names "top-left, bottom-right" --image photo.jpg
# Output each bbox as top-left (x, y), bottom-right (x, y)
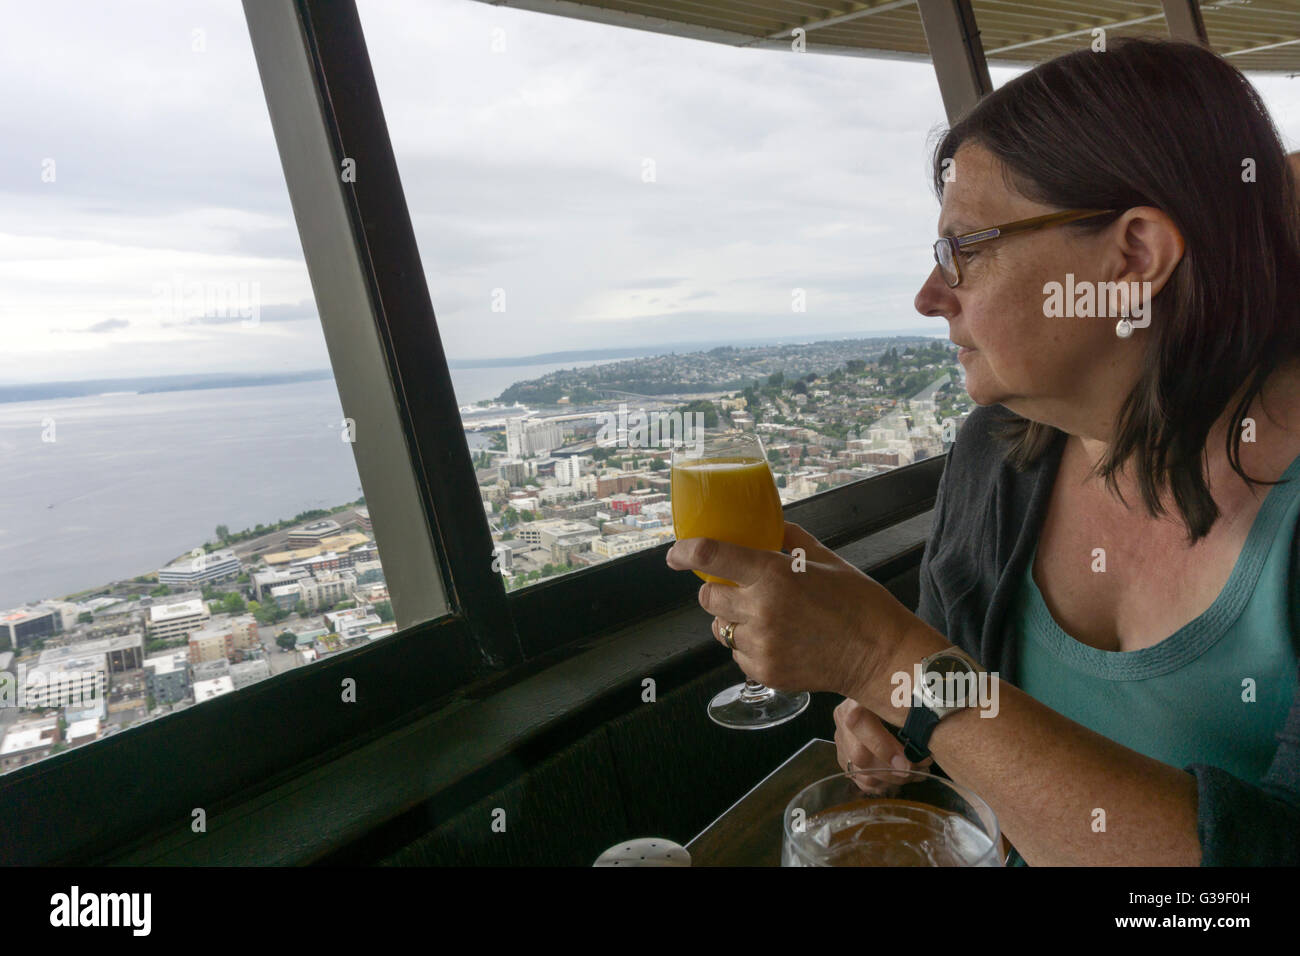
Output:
top-left (914, 264), bottom-right (956, 321)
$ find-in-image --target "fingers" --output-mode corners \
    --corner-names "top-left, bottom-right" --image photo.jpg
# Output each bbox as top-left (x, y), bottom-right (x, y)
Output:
top-left (782, 522), bottom-right (836, 563)
top-left (667, 537), bottom-right (776, 587)
top-left (833, 699), bottom-right (934, 793)
top-left (698, 580), bottom-right (745, 624)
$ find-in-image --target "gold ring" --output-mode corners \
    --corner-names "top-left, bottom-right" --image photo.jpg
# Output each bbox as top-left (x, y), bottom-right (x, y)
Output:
top-left (720, 620), bottom-right (736, 650)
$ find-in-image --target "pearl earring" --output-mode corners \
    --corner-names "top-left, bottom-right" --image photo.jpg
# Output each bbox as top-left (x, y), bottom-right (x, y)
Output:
top-left (1116, 318), bottom-right (1133, 338)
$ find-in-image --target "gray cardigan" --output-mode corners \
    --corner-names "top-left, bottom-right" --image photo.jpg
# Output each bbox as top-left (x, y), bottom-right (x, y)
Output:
top-left (914, 403), bottom-right (1300, 865)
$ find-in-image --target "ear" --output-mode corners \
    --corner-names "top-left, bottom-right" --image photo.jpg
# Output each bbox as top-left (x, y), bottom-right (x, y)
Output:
top-left (1109, 206), bottom-right (1185, 295)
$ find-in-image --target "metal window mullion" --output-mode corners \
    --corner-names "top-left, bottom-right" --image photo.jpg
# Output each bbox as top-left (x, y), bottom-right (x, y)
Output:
top-left (1161, 1), bottom-right (1209, 46)
top-left (290, 0), bottom-right (523, 671)
top-left (916, 0), bottom-right (994, 124)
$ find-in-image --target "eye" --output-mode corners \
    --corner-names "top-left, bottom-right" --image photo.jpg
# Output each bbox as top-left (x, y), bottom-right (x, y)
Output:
top-left (956, 249), bottom-right (978, 262)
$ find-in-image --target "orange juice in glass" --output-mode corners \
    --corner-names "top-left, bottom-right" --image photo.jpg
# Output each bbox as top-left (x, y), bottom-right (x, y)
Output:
top-left (670, 430), bottom-right (810, 730)
top-left (670, 457), bottom-right (784, 586)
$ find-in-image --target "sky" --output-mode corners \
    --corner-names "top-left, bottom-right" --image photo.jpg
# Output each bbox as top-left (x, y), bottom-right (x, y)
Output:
top-left (2, 0), bottom-right (1299, 383)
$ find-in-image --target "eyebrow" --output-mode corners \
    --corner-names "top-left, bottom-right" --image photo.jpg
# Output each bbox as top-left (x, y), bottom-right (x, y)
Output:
top-left (939, 221), bottom-right (975, 237)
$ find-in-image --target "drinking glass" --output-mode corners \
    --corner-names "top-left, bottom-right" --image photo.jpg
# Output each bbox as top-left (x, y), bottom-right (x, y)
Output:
top-left (670, 430), bottom-right (810, 729)
top-left (782, 768), bottom-right (1003, 866)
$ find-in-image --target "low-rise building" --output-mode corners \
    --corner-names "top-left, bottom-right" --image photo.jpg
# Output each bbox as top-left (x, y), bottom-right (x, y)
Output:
top-left (188, 626), bottom-right (234, 665)
top-left (0, 607), bottom-right (59, 651)
top-left (287, 519), bottom-right (342, 548)
top-left (269, 582), bottom-right (304, 612)
top-left (591, 531), bottom-right (660, 558)
top-left (0, 717), bottom-right (59, 772)
top-left (192, 658), bottom-right (231, 682)
top-left (251, 568), bottom-right (308, 602)
top-left (299, 570), bottom-right (356, 611)
top-left (147, 600), bottom-right (211, 642)
top-left (38, 632), bottom-right (143, 674)
top-left (66, 717), bottom-right (100, 747)
top-left (144, 650), bottom-right (190, 705)
top-left (157, 548), bottom-right (241, 588)
top-left (22, 654), bottom-right (106, 709)
top-left (192, 675), bottom-right (235, 703)
top-left (230, 659), bottom-right (271, 690)
top-left (229, 615), bottom-right (259, 652)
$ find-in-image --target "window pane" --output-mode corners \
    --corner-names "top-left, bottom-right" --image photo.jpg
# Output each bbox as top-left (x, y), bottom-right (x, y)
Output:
top-left (358, 0), bottom-right (969, 590)
top-left (0, 1), bottom-right (433, 775)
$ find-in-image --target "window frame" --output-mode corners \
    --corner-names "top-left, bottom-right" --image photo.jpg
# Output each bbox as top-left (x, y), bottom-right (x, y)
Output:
top-left (0, 0), bottom-right (948, 865)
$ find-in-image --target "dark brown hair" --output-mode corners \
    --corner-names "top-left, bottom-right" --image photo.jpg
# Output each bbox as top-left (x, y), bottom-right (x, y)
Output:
top-left (932, 37), bottom-right (1300, 543)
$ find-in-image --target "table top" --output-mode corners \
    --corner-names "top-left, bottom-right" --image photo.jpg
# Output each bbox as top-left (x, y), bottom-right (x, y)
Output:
top-left (686, 737), bottom-right (841, 866)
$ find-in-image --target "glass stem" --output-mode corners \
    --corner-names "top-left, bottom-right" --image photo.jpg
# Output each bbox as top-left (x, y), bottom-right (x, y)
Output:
top-left (739, 679), bottom-right (775, 704)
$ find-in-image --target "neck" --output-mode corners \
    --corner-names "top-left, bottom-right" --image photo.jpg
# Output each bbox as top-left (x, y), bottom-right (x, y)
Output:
top-left (1064, 355), bottom-right (1300, 496)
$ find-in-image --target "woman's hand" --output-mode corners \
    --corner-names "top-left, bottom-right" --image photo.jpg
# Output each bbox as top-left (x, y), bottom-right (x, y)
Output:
top-left (833, 697), bottom-right (934, 792)
top-left (664, 521), bottom-right (920, 702)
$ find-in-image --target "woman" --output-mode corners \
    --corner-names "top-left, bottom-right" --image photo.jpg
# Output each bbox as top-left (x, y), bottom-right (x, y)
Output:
top-left (666, 38), bottom-right (1300, 865)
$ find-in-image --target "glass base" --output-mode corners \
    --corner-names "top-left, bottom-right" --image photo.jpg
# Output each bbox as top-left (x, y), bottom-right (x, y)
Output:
top-left (708, 681), bottom-right (810, 730)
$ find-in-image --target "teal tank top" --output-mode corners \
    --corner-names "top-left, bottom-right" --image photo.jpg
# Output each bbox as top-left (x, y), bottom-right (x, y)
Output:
top-left (1004, 452), bottom-right (1300, 865)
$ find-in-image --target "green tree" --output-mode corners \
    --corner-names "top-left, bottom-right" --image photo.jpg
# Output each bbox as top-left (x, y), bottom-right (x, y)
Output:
top-left (221, 592), bottom-right (246, 614)
top-left (649, 458), bottom-right (667, 471)
top-left (294, 600), bottom-right (309, 617)
top-left (215, 524), bottom-right (230, 542)
top-left (768, 371), bottom-right (784, 388)
top-left (776, 474), bottom-right (787, 488)
top-left (374, 600), bottom-right (394, 622)
top-left (520, 511), bottom-right (535, 522)
top-left (276, 631), bottom-right (298, 651)
top-left (77, 611), bottom-right (94, 624)
top-left (150, 583), bottom-right (171, 597)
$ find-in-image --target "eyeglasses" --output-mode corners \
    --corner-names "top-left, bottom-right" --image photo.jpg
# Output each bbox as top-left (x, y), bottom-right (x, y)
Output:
top-left (933, 208), bottom-right (1117, 288)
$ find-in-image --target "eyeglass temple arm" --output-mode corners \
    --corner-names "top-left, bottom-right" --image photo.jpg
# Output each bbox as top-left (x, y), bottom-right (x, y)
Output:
top-left (954, 209), bottom-right (1114, 247)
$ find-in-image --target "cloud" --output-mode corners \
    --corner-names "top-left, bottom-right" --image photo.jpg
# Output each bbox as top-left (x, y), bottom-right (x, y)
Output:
top-left (86, 318), bottom-right (129, 333)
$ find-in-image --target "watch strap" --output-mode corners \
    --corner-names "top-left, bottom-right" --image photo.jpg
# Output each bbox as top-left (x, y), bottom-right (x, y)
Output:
top-left (897, 696), bottom-right (941, 762)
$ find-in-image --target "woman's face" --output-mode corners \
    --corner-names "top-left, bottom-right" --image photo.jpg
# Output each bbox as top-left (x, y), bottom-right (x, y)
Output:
top-left (914, 143), bottom-right (1135, 427)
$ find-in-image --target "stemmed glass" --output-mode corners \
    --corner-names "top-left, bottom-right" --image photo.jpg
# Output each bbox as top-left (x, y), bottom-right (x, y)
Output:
top-left (670, 430), bottom-right (810, 729)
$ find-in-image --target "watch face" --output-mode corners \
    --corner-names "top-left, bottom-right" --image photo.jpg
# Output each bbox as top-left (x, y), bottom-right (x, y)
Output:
top-left (920, 654), bottom-right (977, 709)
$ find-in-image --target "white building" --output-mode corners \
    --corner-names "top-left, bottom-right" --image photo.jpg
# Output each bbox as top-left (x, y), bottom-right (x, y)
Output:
top-left (157, 548), bottom-right (241, 588)
top-left (299, 570), bottom-right (357, 611)
top-left (591, 531), bottom-right (660, 558)
top-left (554, 455), bottom-right (592, 486)
top-left (22, 655), bottom-right (106, 709)
top-left (192, 675), bottom-right (235, 703)
top-left (506, 417), bottom-right (565, 458)
top-left (147, 599), bottom-right (211, 641)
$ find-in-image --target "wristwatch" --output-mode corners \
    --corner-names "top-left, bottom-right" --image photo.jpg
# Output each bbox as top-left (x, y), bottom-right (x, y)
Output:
top-left (896, 647), bottom-right (985, 762)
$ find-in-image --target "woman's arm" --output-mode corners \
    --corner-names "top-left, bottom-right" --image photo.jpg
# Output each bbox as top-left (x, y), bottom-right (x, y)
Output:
top-left (847, 620), bottom-right (1203, 866)
top-left (666, 526), bottom-right (1298, 865)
